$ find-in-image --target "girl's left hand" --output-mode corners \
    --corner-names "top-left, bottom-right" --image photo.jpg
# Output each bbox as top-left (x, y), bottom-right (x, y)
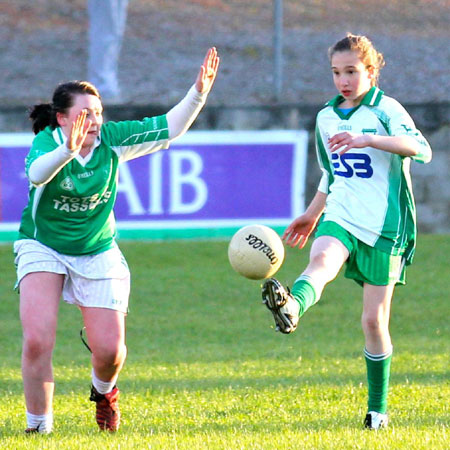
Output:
top-left (328, 132), bottom-right (370, 154)
top-left (195, 47), bottom-right (220, 94)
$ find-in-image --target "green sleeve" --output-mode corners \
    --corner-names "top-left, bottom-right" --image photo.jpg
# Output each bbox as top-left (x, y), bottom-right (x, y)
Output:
top-left (101, 114), bottom-right (169, 147)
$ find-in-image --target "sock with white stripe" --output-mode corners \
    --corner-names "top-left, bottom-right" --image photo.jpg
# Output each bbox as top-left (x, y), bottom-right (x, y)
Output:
top-left (364, 346), bottom-right (393, 414)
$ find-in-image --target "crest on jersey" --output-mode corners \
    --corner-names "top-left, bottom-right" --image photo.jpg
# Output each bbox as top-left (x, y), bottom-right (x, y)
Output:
top-left (60, 176), bottom-right (75, 191)
top-left (362, 128), bottom-right (377, 135)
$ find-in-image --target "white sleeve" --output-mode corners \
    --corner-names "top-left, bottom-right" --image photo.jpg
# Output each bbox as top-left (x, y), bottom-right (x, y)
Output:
top-left (383, 98), bottom-right (432, 164)
top-left (166, 85), bottom-right (208, 141)
top-left (28, 144), bottom-right (78, 186)
top-left (318, 170), bottom-right (329, 194)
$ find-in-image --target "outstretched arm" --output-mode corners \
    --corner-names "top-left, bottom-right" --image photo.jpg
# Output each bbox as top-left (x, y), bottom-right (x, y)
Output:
top-left (167, 47), bottom-right (220, 140)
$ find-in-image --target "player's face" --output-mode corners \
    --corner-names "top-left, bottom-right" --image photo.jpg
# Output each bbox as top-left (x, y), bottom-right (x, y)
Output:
top-left (331, 50), bottom-right (374, 107)
top-left (58, 94), bottom-right (104, 149)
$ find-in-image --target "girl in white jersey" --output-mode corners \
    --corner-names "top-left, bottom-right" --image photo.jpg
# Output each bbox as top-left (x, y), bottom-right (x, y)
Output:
top-left (15, 47), bottom-right (219, 434)
top-left (261, 34), bottom-right (431, 430)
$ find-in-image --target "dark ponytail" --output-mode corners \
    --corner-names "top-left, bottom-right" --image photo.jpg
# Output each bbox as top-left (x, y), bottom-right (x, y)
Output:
top-left (29, 103), bottom-right (53, 135)
top-left (28, 80), bottom-right (101, 135)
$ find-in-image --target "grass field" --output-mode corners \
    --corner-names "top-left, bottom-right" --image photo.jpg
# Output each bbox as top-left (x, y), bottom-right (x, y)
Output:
top-left (0, 234), bottom-right (448, 449)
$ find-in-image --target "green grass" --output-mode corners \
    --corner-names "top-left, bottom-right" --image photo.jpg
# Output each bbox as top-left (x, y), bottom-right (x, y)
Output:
top-left (0, 235), bottom-right (448, 449)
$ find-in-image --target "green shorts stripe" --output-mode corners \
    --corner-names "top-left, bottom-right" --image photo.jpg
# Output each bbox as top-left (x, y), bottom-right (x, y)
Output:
top-left (315, 220), bottom-right (406, 286)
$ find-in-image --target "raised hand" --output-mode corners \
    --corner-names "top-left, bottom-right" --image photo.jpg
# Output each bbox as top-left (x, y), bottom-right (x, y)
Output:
top-left (67, 109), bottom-right (92, 152)
top-left (195, 47), bottom-right (220, 94)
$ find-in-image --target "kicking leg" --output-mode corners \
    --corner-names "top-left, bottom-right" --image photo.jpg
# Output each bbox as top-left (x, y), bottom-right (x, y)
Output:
top-left (262, 236), bottom-right (349, 333)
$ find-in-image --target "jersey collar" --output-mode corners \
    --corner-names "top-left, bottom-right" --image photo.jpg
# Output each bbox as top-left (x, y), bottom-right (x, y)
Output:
top-left (52, 126), bottom-right (66, 146)
top-left (325, 86), bottom-right (384, 108)
top-left (51, 126), bottom-right (102, 167)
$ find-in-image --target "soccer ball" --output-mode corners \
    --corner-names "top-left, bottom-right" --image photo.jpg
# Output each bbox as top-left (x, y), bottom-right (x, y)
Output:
top-left (228, 224), bottom-right (285, 280)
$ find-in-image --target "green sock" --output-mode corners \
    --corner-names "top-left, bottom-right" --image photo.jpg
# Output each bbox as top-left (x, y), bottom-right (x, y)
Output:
top-left (364, 348), bottom-right (393, 414)
top-left (291, 277), bottom-right (317, 317)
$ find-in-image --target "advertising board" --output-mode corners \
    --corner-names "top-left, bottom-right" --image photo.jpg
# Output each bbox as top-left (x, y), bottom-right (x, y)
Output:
top-left (0, 130), bottom-right (308, 240)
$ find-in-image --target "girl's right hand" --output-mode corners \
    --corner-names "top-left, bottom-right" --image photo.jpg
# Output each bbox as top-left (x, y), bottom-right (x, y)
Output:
top-left (282, 214), bottom-right (318, 249)
top-left (67, 109), bottom-right (92, 152)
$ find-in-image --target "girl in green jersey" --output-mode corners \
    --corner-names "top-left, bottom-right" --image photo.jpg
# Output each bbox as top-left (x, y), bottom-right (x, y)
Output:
top-left (261, 34), bottom-right (431, 430)
top-left (15, 48), bottom-right (219, 433)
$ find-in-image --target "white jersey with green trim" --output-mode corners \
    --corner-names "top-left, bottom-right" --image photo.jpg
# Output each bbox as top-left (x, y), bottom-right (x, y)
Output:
top-left (18, 115), bottom-right (170, 255)
top-left (315, 86), bottom-right (432, 264)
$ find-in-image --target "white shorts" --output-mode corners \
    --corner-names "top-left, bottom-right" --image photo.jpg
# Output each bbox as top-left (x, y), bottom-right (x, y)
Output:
top-left (14, 239), bottom-right (130, 313)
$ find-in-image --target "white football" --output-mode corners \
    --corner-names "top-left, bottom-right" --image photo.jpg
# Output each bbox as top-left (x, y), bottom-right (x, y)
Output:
top-left (228, 224), bottom-right (285, 280)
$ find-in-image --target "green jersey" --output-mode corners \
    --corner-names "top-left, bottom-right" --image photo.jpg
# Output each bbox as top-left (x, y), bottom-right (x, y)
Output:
top-left (18, 115), bottom-right (169, 255)
top-left (315, 87), bottom-right (432, 264)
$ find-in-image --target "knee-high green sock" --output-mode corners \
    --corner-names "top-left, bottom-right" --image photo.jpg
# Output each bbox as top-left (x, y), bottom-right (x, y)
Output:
top-left (364, 347), bottom-right (393, 414)
top-left (291, 275), bottom-right (318, 317)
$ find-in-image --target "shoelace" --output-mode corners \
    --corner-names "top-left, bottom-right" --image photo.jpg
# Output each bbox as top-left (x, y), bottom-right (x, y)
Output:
top-left (80, 327), bottom-right (92, 353)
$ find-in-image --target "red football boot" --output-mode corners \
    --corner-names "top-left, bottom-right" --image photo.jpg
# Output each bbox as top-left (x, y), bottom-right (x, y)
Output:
top-left (89, 385), bottom-right (120, 431)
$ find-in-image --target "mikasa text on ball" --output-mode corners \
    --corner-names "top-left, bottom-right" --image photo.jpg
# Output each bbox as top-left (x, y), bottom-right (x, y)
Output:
top-left (228, 224), bottom-right (285, 280)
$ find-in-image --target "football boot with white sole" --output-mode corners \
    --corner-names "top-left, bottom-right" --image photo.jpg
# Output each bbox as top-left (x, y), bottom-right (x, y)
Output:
top-left (262, 278), bottom-right (300, 334)
top-left (364, 411), bottom-right (388, 430)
